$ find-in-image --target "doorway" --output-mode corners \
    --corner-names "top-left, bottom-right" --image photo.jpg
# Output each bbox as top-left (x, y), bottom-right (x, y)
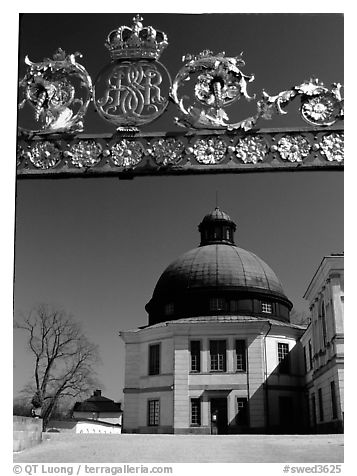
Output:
top-left (279, 396), bottom-right (294, 432)
top-left (210, 398), bottom-right (228, 434)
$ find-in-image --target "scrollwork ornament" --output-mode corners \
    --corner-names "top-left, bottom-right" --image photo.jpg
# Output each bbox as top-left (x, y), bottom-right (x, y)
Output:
top-left (150, 138), bottom-right (185, 166)
top-left (171, 51), bottom-right (256, 130)
top-left (275, 135), bottom-right (311, 163)
top-left (234, 136), bottom-right (268, 164)
top-left (318, 133), bottom-right (344, 162)
top-left (26, 142), bottom-right (62, 169)
top-left (191, 137), bottom-right (227, 164)
top-left (18, 48), bottom-right (93, 134)
top-left (109, 140), bottom-right (144, 168)
top-left (259, 78), bottom-right (343, 127)
top-left (64, 141), bottom-right (103, 168)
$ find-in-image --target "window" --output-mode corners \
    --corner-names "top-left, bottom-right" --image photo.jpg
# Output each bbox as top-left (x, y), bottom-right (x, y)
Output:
top-left (230, 300), bottom-right (239, 313)
top-left (330, 381), bottom-right (338, 420)
top-left (210, 340), bottom-right (226, 371)
top-left (318, 388), bottom-right (324, 422)
top-left (303, 346), bottom-right (307, 373)
top-left (190, 340), bottom-right (201, 372)
top-left (262, 302), bottom-right (272, 314)
top-left (148, 400), bottom-right (160, 426)
top-left (191, 398), bottom-right (201, 426)
top-left (235, 340), bottom-right (247, 372)
top-left (236, 398), bottom-right (248, 425)
top-left (148, 343), bottom-right (160, 375)
top-left (209, 297), bottom-right (225, 312)
top-left (164, 303), bottom-right (174, 316)
top-left (308, 340), bottom-right (313, 370)
top-left (277, 342), bottom-right (290, 374)
top-left (319, 299), bottom-right (327, 347)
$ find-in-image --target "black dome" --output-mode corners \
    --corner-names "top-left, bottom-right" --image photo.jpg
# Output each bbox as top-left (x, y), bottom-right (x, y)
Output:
top-left (146, 208), bottom-right (292, 325)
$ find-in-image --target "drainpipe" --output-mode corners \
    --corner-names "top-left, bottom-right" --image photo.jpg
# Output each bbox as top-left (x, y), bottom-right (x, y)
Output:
top-left (263, 321), bottom-right (272, 433)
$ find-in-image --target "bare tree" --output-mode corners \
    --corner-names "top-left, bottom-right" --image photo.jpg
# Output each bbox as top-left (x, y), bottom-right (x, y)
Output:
top-left (14, 304), bottom-right (101, 429)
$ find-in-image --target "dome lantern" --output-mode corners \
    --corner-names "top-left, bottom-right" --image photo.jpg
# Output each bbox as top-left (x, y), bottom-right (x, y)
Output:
top-left (198, 206), bottom-right (237, 246)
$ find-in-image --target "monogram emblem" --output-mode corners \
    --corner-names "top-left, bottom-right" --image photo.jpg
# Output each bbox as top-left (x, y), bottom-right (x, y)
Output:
top-left (94, 61), bottom-right (170, 127)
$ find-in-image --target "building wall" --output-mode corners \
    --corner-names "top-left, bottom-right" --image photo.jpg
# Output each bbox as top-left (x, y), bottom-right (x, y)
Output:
top-left (121, 321), bottom-right (305, 434)
top-left (137, 390), bottom-right (173, 433)
top-left (302, 255), bottom-right (344, 433)
top-left (13, 416), bottom-right (43, 452)
top-left (75, 421), bottom-right (121, 434)
top-left (122, 327), bottom-right (175, 432)
top-left (122, 392), bottom-right (140, 431)
top-left (264, 332), bottom-right (305, 432)
top-left (305, 364), bottom-right (343, 433)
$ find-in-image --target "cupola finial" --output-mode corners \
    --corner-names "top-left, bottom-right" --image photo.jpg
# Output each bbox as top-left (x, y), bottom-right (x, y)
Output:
top-left (198, 207), bottom-right (236, 246)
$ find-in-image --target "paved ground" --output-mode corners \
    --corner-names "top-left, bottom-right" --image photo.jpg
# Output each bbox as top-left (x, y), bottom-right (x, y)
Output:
top-left (13, 433), bottom-right (344, 463)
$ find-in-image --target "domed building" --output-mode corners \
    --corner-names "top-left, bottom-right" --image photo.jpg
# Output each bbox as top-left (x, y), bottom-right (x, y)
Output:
top-left (146, 207), bottom-right (292, 326)
top-left (120, 208), bottom-right (309, 434)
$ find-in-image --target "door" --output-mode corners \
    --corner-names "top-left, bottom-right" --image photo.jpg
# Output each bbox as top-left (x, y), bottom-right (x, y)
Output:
top-left (210, 398), bottom-right (228, 434)
top-left (279, 396), bottom-right (294, 433)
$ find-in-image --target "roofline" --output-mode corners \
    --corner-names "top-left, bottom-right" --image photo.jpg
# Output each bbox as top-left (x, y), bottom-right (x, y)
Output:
top-left (120, 315), bottom-right (307, 334)
top-left (303, 253), bottom-right (344, 299)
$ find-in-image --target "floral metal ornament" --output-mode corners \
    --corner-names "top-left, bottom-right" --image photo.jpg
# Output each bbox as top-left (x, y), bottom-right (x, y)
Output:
top-left (273, 135), bottom-right (311, 162)
top-left (17, 145), bottom-right (25, 167)
top-left (234, 136), bottom-right (268, 164)
top-left (109, 140), bottom-right (145, 167)
top-left (171, 50), bottom-right (256, 130)
top-left (259, 78), bottom-right (343, 127)
top-left (150, 138), bottom-right (185, 166)
top-left (317, 133), bottom-right (344, 162)
top-left (64, 141), bottom-right (103, 168)
top-left (18, 49), bottom-right (92, 134)
top-left (94, 15), bottom-right (171, 129)
top-left (23, 141), bottom-right (62, 169)
top-left (189, 137), bottom-right (227, 164)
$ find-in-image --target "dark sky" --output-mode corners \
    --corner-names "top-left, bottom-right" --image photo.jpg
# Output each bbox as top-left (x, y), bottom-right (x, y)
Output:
top-left (13, 12), bottom-right (343, 402)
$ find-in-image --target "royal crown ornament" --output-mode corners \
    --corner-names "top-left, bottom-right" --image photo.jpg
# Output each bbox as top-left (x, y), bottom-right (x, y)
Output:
top-left (105, 14), bottom-right (168, 61)
top-left (94, 14), bottom-right (171, 129)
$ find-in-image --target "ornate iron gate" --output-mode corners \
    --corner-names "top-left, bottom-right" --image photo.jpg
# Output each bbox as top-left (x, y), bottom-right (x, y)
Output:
top-left (17, 15), bottom-right (343, 179)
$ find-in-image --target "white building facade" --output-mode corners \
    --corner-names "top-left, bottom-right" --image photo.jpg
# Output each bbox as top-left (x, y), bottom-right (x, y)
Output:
top-left (301, 254), bottom-right (344, 433)
top-left (121, 317), bottom-right (307, 434)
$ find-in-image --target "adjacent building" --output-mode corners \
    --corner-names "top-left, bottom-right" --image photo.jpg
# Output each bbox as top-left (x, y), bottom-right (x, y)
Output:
top-left (72, 389), bottom-right (123, 434)
top-left (301, 254), bottom-right (344, 433)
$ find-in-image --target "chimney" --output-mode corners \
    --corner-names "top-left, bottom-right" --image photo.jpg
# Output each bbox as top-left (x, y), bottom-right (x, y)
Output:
top-left (93, 389), bottom-right (102, 397)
